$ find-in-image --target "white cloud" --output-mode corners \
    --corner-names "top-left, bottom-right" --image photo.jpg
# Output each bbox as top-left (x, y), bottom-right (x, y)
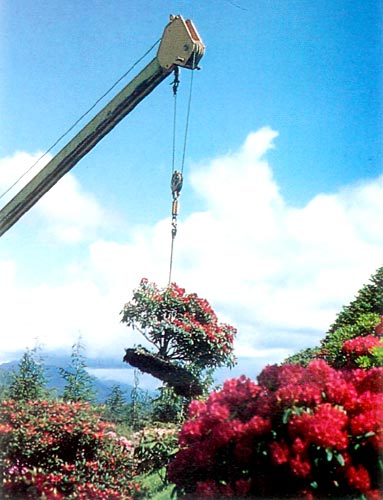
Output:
top-left (0, 152), bottom-right (109, 243)
top-left (0, 274), bottom-right (117, 357)
top-left (38, 174), bottom-right (109, 243)
top-left (0, 152), bottom-right (46, 194)
top-left (1, 130), bottom-right (382, 373)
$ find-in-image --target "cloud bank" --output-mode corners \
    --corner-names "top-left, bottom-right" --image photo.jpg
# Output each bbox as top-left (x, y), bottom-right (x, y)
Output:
top-left (0, 151), bottom-right (110, 243)
top-left (0, 129), bottom-right (382, 375)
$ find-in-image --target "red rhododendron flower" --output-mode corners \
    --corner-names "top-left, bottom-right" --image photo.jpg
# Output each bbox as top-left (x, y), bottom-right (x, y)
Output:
top-left (342, 335), bottom-right (382, 357)
top-left (350, 408), bottom-right (383, 451)
top-left (269, 440), bottom-right (290, 465)
top-left (366, 489), bottom-right (383, 500)
top-left (243, 414), bottom-right (271, 436)
top-left (0, 400), bottom-right (137, 499)
top-left (195, 479), bottom-right (220, 498)
top-left (291, 437), bottom-right (309, 455)
top-left (169, 361), bottom-right (383, 499)
top-left (357, 367), bottom-right (383, 394)
top-left (289, 403), bottom-right (349, 450)
top-left (235, 479), bottom-right (251, 495)
top-left (345, 464), bottom-right (371, 493)
top-left (289, 454), bottom-right (312, 478)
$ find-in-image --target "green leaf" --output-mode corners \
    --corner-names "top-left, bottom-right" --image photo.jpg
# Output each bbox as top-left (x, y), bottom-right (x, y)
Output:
top-left (335, 453), bottom-right (345, 467)
top-left (364, 431), bottom-right (376, 438)
top-left (282, 408), bottom-right (292, 424)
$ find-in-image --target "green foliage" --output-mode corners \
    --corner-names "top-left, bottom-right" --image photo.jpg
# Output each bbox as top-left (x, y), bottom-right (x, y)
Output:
top-left (121, 279), bottom-right (237, 371)
top-left (286, 313), bottom-right (383, 370)
top-left (104, 384), bottom-right (128, 424)
top-left (327, 265), bottom-right (383, 335)
top-left (0, 399), bottom-right (142, 499)
top-left (7, 346), bottom-right (48, 401)
top-left (121, 279), bottom-right (237, 406)
top-left (137, 470), bottom-right (174, 500)
top-left (0, 369), bottom-right (11, 400)
top-left (133, 425), bottom-right (179, 479)
top-left (356, 344), bottom-right (383, 369)
top-left (59, 338), bottom-right (97, 403)
top-left (125, 370), bottom-right (152, 431)
top-left (285, 265), bottom-right (383, 367)
top-left (151, 387), bottom-right (184, 424)
top-left (284, 347), bottom-right (321, 367)
top-left (320, 313), bottom-right (381, 368)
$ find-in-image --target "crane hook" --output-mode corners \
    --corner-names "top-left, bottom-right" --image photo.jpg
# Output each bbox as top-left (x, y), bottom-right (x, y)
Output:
top-left (172, 66), bottom-right (180, 96)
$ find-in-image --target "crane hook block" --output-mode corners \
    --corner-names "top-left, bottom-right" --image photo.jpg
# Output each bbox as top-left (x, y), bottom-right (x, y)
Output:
top-left (157, 15), bottom-right (205, 71)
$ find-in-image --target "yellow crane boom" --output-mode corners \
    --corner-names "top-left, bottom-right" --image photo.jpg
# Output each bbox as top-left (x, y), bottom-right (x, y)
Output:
top-left (0, 15), bottom-right (204, 237)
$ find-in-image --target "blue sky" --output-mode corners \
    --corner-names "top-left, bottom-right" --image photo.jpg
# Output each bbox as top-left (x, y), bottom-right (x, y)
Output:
top-left (0, 1), bottom-right (382, 384)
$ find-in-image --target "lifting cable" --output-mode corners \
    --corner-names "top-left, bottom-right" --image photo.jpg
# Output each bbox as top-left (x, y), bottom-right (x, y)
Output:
top-left (0, 38), bottom-right (161, 203)
top-left (168, 55), bottom-right (196, 285)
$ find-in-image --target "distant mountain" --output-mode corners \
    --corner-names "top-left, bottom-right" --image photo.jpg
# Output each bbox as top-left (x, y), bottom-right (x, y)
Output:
top-left (0, 356), bottom-right (139, 403)
top-left (0, 352), bottom-right (256, 403)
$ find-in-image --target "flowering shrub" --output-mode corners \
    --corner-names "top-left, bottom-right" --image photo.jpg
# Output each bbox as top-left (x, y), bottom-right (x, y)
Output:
top-left (288, 313), bottom-right (382, 368)
top-left (133, 424), bottom-right (179, 478)
top-left (0, 400), bottom-right (143, 499)
top-left (121, 279), bottom-right (236, 371)
top-left (342, 335), bottom-right (383, 366)
top-left (168, 360), bottom-right (383, 499)
top-left (338, 317), bottom-right (383, 370)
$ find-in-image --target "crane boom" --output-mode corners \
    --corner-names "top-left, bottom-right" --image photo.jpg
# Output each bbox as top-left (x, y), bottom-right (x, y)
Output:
top-left (0, 15), bottom-right (204, 237)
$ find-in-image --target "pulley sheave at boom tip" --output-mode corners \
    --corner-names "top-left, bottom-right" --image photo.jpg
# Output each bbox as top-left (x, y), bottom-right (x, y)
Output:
top-left (0, 15), bottom-right (205, 237)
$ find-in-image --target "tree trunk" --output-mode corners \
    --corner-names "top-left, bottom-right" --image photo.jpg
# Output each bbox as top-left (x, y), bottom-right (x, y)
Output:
top-left (123, 348), bottom-right (203, 398)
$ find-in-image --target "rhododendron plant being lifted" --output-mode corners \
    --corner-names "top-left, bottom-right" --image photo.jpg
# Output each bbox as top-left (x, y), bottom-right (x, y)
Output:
top-left (121, 279), bottom-right (236, 381)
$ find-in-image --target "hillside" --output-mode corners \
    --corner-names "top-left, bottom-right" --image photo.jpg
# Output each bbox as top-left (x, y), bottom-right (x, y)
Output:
top-left (0, 354), bottom-right (139, 403)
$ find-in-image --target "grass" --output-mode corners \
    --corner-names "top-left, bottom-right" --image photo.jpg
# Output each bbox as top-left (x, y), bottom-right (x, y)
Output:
top-left (137, 468), bottom-right (175, 499)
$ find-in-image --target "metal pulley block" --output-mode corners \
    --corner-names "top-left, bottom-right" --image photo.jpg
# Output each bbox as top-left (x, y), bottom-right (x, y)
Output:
top-left (157, 15), bottom-right (205, 70)
top-left (171, 170), bottom-right (183, 200)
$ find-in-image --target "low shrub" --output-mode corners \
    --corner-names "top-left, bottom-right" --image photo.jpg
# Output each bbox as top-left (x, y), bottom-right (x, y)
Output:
top-left (133, 424), bottom-right (179, 478)
top-left (319, 313), bottom-right (382, 368)
top-left (0, 399), bottom-right (143, 499)
top-left (168, 360), bottom-right (383, 499)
